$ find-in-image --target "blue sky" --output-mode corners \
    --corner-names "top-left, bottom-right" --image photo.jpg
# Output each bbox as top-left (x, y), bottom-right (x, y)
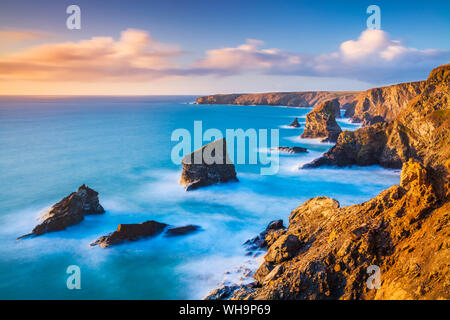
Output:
top-left (0, 0), bottom-right (449, 95)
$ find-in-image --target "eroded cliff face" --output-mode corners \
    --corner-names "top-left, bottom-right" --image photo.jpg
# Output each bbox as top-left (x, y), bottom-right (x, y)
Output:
top-left (300, 99), bottom-right (342, 142)
top-left (305, 64), bottom-right (449, 171)
top-left (196, 91), bottom-right (358, 109)
top-left (223, 159), bottom-right (449, 300)
top-left (345, 81), bottom-right (426, 125)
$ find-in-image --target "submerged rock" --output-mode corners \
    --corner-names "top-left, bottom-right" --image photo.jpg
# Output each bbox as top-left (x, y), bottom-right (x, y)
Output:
top-left (300, 99), bottom-right (342, 142)
top-left (288, 117), bottom-right (301, 127)
top-left (276, 146), bottom-right (308, 154)
top-left (180, 138), bottom-right (238, 191)
top-left (165, 224), bottom-right (201, 236)
top-left (18, 184), bottom-right (104, 239)
top-left (90, 220), bottom-right (168, 248)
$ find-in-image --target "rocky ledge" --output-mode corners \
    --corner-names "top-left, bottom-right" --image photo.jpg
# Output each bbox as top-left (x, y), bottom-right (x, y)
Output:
top-left (90, 222), bottom-right (202, 248)
top-left (206, 159), bottom-right (450, 300)
top-left (275, 146), bottom-right (308, 154)
top-left (18, 184), bottom-right (105, 239)
top-left (300, 98), bottom-right (342, 142)
top-left (180, 138), bottom-right (238, 191)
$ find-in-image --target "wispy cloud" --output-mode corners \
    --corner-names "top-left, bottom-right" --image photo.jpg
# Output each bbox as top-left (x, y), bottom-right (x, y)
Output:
top-left (0, 29), bottom-right (186, 81)
top-left (0, 28), bottom-right (448, 84)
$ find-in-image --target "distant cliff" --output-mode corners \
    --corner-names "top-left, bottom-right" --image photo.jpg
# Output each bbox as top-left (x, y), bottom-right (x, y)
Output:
top-left (345, 81), bottom-right (426, 125)
top-left (195, 91), bottom-right (359, 109)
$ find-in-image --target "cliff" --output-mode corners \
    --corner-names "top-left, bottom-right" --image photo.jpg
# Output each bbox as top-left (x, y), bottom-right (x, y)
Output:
top-left (210, 159), bottom-right (449, 300)
top-left (300, 99), bottom-right (342, 142)
top-left (196, 91), bottom-right (358, 109)
top-left (345, 81), bottom-right (426, 125)
top-left (305, 64), bottom-right (450, 171)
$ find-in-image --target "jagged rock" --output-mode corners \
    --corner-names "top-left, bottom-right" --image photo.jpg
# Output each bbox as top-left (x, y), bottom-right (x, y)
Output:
top-left (264, 234), bottom-right (302, 264)
top-left (90, 220), bottom-right (167, 248)
top-left (345, 81), bottom-right (426, 124)
top-left (165, 225), bottom-right (201, 236)
top-left (275, 146), bottom-right (308, 154)
top-left (180, 138), bottom-right (238, 191)
top-left (203, 285), bottom-right (240, 300)
top-left (304, 64), bottom-right (450, 170)
top-left (196, 92), bottom-right (358, 108)
top-left (300, 99), bottom-right (342, 142)
top-left (18, 185), bottom-right (104, 239)
top-left (243, 219), bottom-right (286, 252)
top-left (221, 159), bottom-right (449, 300)
top-left (289, 117), bottom-right (301, 127)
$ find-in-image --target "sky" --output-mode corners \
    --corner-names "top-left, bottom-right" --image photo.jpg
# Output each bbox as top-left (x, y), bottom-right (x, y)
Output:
top-left (0, 0), bottom-right (449, 95)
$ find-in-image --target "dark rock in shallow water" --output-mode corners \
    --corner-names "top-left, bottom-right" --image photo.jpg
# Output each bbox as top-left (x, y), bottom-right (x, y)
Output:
top-left (180, 138), bottom-right (238, 191)
top-left (275, 146), bottom-right (307, 154)
top-left (288, 117), bottom-right (301, 128)
top-left (244, 219), bottom-right (286, 253)
top-left (203, 285), bottom-right (240, 300)
top-left (90, 220), bottom-right (168, 248)
top-left (165, 225), bottom-right (201, 236)
top-left (18, 184), bottom-right (104, 239)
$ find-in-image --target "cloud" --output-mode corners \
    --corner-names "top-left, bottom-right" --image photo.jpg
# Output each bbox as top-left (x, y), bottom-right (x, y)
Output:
top-left (0, 29), bottom-right (186, 81)
top-left (0, 28), bottom-right (448, 84)
top-left (0, 29), bottom-right (53, 41)
top-left (194, 29), bottom-right (449, 82)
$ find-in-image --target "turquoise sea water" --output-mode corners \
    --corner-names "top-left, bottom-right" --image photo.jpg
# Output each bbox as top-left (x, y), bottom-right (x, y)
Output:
top-left (0, 96), bottom-right (400, 299)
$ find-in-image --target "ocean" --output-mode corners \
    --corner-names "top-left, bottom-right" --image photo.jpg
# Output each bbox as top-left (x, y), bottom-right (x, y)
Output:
top-left (0, 96), bottom-right (400, 299)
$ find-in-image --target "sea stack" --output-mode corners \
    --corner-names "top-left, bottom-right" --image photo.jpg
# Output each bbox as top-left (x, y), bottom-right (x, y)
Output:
top-left (180, 138), bottom-right (238, 191)
top-left (18, 185), bottom-right (105, 239)
top-left (300, 99), bottom-right (342, 142)
top-left (289, 117), bottom-right (301, 127)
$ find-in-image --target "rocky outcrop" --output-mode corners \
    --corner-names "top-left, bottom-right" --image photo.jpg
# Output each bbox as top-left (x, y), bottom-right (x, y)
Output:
top-left (288, 117), bottom-right (301, 128)
top-left (90, 220), bottom-right (168, 248)
top-left (275, 146), bottom-right (308, 154)
top-left (244, 219), bottom-right (286, 253)
top-left (213, 159), bottom-right (449, 300)
top-left (18, 185), bottom-right (105, 239)
top-left (165, 225), bottom-right (201, 236)
top-left (344, 81), bottom-right (426, 124)
top-left (196, 91), bottom-right (358, 108)
top-left (305, 64), bottom-right (449, 170)
top-left (180, 138), bottom-right (238, 191)
top-left (300, 99), bottom-right (342, 142)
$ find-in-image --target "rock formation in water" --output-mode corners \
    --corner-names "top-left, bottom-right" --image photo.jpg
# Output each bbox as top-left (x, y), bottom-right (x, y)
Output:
top-left (275, 146), bottom-right (308, 154)
top-left (300, 99), bottom-right (342, 142)
top-left (18, 184), bottom-right (105, 239)
top-left (196, 91), bottom-right (358, 109)
top-left (244, 219), bottom-right (286, 253)
top-left (180, 138), bottom-right (238, 191)
top-left (165, 225), bottom-right (201, 236)
top-left (344, 81), bottom-right (426, 124)
top-left (90, 220), bottom-right (168, 248)
top-left (206, 159), bottom-right (450, 300)
top-left (288, 117), bottom-right (301, 128)
top-left (304, 64), bottom-right (449, 170)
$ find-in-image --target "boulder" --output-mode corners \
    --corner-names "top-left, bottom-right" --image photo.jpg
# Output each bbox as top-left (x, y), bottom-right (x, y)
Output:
top-left (18, 184), bottom-right (104, 239)
top-left (300, 99), bottom-right (342, 142)
top-left (243, 219), bottom-right (286, 252)
top-left (289, 117), bottom-right (301, 127)
top-left (165, 224), bottom-right (201, 236)
top-left (264, 234), bottom-right (302, 264)
top-left (180, 138), bottom-right (238, 191)
top-left (90, 220), bottom-right (167, 248)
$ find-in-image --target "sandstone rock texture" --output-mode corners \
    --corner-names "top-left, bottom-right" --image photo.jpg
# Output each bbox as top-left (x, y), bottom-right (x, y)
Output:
top-left (196, 91), bottom-right (358, 108)
top-left (90, 220), bottom-right (168, 248)
top-left (300, 99), bottom-right (342, 142)
top-left (214, 159), bottom-right (449, 300)
top-left (180, 138), bottom-right (238, 191)
top-left (344, 81), bottom-right (426, 124)
top-left (18, 185), bottom-right (104, 239)
top-left (305, 64), bottom-right (450, 170)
